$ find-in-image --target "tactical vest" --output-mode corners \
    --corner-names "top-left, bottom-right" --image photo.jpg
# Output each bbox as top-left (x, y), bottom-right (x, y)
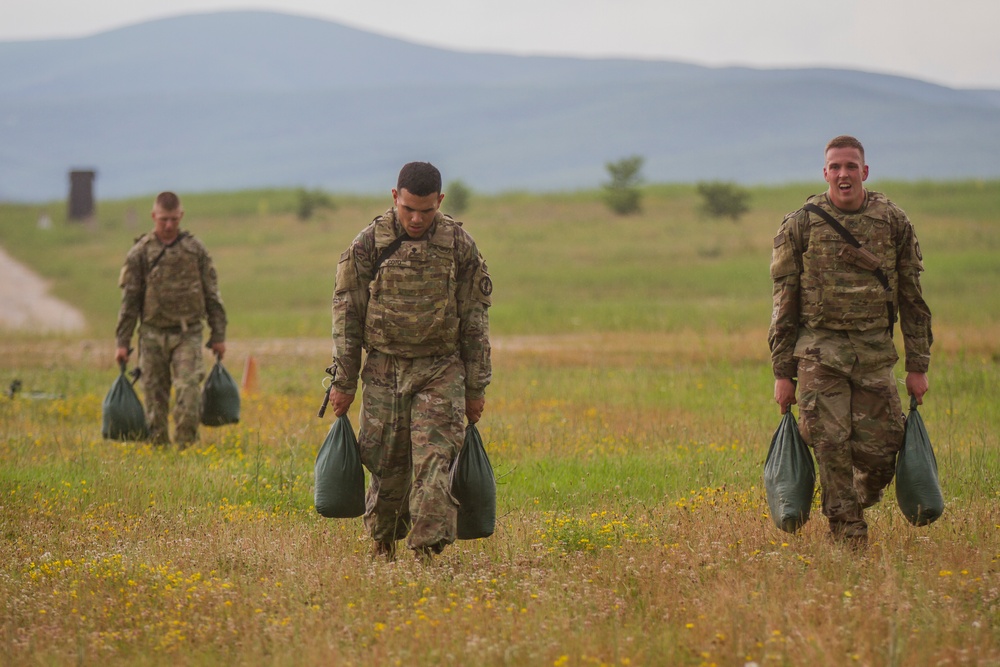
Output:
top-left (364, 215), bottom-right (461, 357)
top-left (139, 233), bottom-right (206, 330)
top-left (799, 195), bottom-right (898, 332)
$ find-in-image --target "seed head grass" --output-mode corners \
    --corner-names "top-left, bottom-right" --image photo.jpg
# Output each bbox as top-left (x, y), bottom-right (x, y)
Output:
top-left (1, 329), bottom-right (997, 666)
top-left (1, 183), bottom-right (998, 665)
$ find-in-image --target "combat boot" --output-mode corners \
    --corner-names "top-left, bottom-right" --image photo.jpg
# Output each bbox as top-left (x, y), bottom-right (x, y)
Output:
top-left (413, 541), bottom-right (445, 564)
top-left (829, 524), bottom-right (869, 553)
top-left (372, 540), bottom-right (396, 562)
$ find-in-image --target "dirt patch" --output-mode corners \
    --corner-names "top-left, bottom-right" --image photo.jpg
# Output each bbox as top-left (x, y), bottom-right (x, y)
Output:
top-left (0, 245), bottom-right (86, 334)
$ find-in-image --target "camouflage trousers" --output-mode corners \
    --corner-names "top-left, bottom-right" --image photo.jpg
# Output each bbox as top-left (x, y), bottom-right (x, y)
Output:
top-left (138, 324), bottom-right (205, 447)
top-left (358, 350), bottom-right (465, 551)
top-left (797, 358), bottom-right (905, 538)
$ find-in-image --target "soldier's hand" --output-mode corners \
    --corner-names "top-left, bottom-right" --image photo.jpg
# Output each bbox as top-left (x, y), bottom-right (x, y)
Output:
top-left (210, 341), bottom-right (226, 360)
top-left (115, 346), bottom-right (130, 365)
top-left (466, 397), bottom-right (485, 424)
top-left (330, 388), bottom-right (355, 418)
top-left (905, 372), bottom-right (929, 405)
top-left (774, 378), bottom-right (797, 414)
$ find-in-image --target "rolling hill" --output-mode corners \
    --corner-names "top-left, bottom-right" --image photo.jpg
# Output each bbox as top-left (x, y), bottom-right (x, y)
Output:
top-left (1, 10), bottom-right (999, 202)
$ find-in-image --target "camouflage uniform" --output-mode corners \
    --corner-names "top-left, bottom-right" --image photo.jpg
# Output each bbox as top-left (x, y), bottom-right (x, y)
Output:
top-left (769, 191), bottom-right (932, 538)
top-left (116, 231), bottom-right (227, 446)
top-left (331, 208), bottom-right (492, 552)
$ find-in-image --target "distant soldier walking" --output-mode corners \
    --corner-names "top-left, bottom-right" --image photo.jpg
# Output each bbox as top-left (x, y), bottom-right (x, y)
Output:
top-left (115, 191), bottom-right (228, 448)
top-left (327, 162), bottom-right (492, 561)
top-left (768, 136), bottom-right (933, 545)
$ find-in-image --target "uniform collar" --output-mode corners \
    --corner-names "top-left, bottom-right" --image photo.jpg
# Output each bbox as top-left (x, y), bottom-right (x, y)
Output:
top-left (823, 190), bottom-right (868, 216)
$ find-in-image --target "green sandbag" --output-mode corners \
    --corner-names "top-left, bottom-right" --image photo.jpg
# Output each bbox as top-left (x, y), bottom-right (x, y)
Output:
top-left (895, 397), bottom-right (945, 526)
top-left (452, 423), bottom-right (497, 540)
top-left (201, 359), bottom-right (240, 426)
top-left (314, 415), bottom-right (366, 519)
top-left (763, 411), bottom-right (816, 533)
top-left (102, 363), bottom-right (149, 441)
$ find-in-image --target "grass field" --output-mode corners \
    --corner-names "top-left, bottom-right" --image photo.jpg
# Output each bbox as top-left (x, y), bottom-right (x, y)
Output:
top-left (1, 182), bottom-right (998, 666)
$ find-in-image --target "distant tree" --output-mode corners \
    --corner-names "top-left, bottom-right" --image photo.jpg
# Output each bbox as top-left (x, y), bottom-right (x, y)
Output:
top-left (445, 180), bottom-right (472, 217)
top-left (296, 188), bottom-right (335, 220)
top-left (696, 181), bottom-right (751, 222)
top-left (603, 155), bottom-right (644, 215)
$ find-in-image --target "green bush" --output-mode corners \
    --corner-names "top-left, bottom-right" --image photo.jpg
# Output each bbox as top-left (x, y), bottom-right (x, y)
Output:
top-left (603, 156), bottom-right (644, 215)
top-left (295, 188), bottom-right (335, 221)
top-left (697, 181), bottom-right (751, 221)
top-left (445, 180), bottom-right (472, 217)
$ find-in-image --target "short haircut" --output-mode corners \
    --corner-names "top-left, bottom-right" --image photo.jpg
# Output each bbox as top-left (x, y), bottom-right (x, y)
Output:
top-left (397, 162), bottom-right (442, 197)
top-left (825, 135), bottom-right (865, 162)
top-left (154, 191), bottom-right (182, 211)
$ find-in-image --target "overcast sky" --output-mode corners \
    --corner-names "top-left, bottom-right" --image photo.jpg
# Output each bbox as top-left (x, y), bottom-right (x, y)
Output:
top-left (2, 0), bottom-right (999, 90)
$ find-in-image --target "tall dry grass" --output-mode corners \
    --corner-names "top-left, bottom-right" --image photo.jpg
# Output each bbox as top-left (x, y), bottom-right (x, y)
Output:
top-left (1, 328), bottom-right (996, 667)
top-left (2, 182), bottom-right (997, 664)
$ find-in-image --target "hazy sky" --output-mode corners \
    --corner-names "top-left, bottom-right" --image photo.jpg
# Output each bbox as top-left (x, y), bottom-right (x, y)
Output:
top-left (3, 0), bottom-right (999, 89)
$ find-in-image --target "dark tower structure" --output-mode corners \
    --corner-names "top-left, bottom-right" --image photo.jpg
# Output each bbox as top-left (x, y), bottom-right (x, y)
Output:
top-left (68, 169), bottom-right (97, 221)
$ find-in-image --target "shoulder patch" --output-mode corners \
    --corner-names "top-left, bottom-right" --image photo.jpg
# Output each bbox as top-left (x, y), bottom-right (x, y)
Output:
top-left (479, 276), bottom-right (493, 297)
top-left (773, 232), bottom-right (787, 248)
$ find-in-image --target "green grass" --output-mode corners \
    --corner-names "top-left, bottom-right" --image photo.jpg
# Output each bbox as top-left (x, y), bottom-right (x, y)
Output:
top-left (1, 334), bottom-right (997, 666)
top-left (2, 180), bottom-right (998, 339)
top-left (1, 182), bottom-right (999, 665)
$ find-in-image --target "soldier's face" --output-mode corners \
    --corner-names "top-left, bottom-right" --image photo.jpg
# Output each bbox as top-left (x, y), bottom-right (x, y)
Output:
top-left (823, 146), bottom-right (869, 212)
top-left (152, 205), bottom-right (184, 244)
top-left (393, 188), bottom-right (444, 239)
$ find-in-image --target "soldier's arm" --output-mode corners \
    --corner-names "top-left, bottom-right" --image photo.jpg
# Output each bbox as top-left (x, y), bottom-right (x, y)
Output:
top-left (114, 248), bottom-right (144, 351)
top-left (894, 211), bottom-right (932, 374)
top-left (331, 230), bottom-right (374, 395)
top-left (455, 233), bottom-right (492, 400)
top-left (199, 248), bottom-right (227, 347)
top-left (768, 214), bottom-right (803, 380)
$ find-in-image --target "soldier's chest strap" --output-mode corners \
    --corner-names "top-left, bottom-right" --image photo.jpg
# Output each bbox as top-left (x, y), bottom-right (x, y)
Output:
top-left (803, 203), bottom-right (889, 291)
top-left (144, 232), bottom-right (189, 275)
top-left (372, 233), bottom-right (410, 274)
top-left (804, 203), bottom-right (895, 336)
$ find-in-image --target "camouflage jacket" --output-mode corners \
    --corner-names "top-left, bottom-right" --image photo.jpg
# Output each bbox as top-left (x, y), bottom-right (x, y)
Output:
top-left (331, 208), bottom-right (493, 398)
top-left (768, 191), bottom-right (932, 378)
top-left (115, 231), bottom-right (227, 349)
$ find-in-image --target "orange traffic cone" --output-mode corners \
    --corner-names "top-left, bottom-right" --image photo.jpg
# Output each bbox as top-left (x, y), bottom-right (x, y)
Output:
top-left (241, 355), bottom-right (259, 395)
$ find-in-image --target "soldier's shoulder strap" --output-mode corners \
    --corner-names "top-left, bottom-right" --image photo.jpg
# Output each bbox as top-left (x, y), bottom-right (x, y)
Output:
top-left (803, 202), bottom-right (895, 336)
top-left (141, 231), bottom-right (190, 278)
top-left (802, 203), bottom-right (888, 288)
top-left (372, 233), bottom-right (409, 274)
top-left (370, 213), bottom-right (462, 274)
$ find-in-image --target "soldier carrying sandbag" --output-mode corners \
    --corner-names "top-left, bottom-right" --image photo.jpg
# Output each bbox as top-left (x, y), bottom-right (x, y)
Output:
top-left (768, 136), bottom-right (933, 547)
top-left (326, 162), bottom-right (493, 562)
top-left (114, 191), bottom-right (228, 449)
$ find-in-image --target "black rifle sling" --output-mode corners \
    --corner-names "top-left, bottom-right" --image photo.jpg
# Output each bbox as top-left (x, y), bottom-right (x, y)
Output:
top-left (135, 232), bottom-right (188, 323)
top-left (803, 203), bottom-right (896, 336)
top-left (372, 233), bottom-right (409, 274)
top-left (144, 231), bottom-right (188, 276)
top-left (146, 246), bottom-right (168, 274)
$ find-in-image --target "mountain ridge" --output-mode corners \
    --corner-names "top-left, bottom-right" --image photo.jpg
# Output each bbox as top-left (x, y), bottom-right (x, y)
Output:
top-left (1, 10), bottom-right (998, 201)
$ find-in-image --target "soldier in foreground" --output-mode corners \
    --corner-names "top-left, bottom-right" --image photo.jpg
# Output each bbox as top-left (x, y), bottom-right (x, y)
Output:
top-left (115, 191), bottom-right (227, 448)
top-left (327, 162), bottom-right (492, 561)
top-left (768, 136), bottom-right (933, 546)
